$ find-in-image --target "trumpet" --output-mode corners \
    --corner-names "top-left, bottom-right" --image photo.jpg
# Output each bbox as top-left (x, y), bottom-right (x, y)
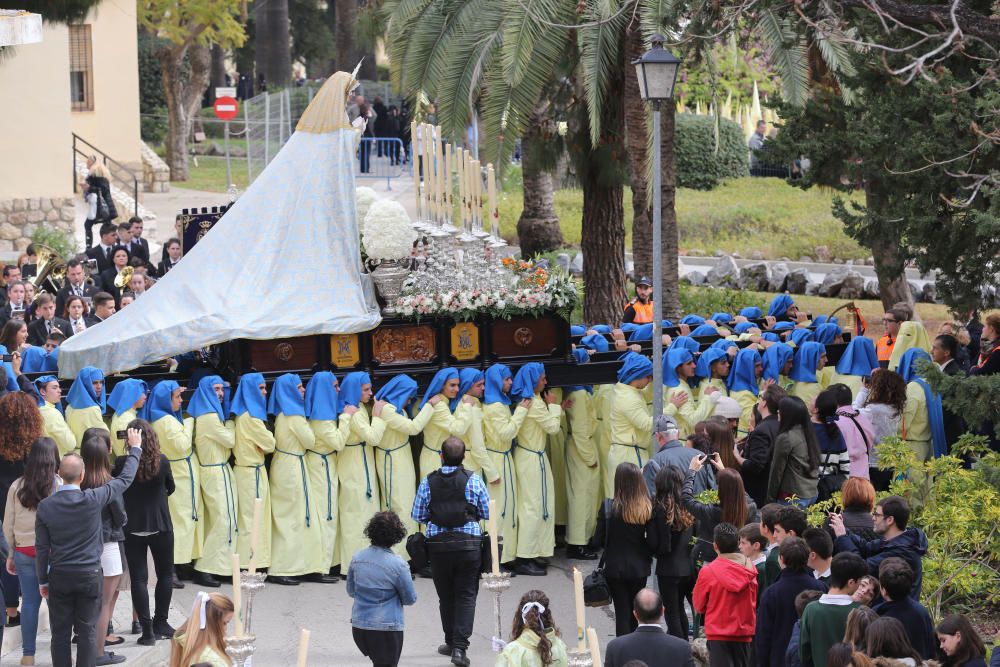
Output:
top-left (114, 265), bottom-right (134, 290)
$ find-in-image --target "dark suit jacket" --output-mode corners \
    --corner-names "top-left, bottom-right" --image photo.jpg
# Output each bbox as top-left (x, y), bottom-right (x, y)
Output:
top-left (740, 413), bottom-right (780, 506)
top-left (939, 359), bottom-right (966, 449)
top-left (156, 258), bottom-right (179, 278)
top-left (85, 315), bottom-right (106, 328)
top-left (86, 245), bottom-right (115, 275)
top-left (99, 268), bottom-right (124, 305)
top-left (56, 283), bottom-right (99, 318)
top-left (112, 454), bottom-right (174, 533)
top-left (35, 447), bottom-right (140, 584)
top-left (0, 303), bottom-right (27, 327)
top-left (27, 317), bottom-right (72, 346)
top-left (605, 626), bottom-right (694, 667)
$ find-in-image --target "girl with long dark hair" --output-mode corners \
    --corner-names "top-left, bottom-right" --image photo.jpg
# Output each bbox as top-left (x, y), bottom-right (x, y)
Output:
top-left (767, 396), bottom-right (820, 506)
top-left (3, 437), bottom-right (59, 665)
top-left (855, 370), bottom-right (907, 490)
top-left (590, 462), bottom-right (653, 637)
top-left (647, 465), bottom-right (695, 639)
top-left (81, 429), bottom-right (127, 661)
top-left (812, 388), bottom-right (851, 498)
top-left (497, 590), bottom-right (568, 667)
top-left (936, 614), bottom-right (987, 667)
top-left (114, 419), bottom-right (175, 645)
top-left (866, 617), bottom-right (925, 664)
top-left (683, 460), bottom-right (758, 569)
top-left (705, 416), bottom-right (740, 470)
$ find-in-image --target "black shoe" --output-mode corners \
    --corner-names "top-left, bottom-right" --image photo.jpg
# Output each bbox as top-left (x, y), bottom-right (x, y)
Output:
top-left (499, 563), bottom-right (518, 578)
top-left (95, 652), bottom-right (126, 665)
top-left (533, 557), bottom-right (550, 567)
top-left (131, 620), bottom-right (142, 635)
top-left (152, 619), bottom-right (175, 640)
top-left (301, 573), bottom-right (339, 584)
top-left (137, 620), bottom-right (155, 646)
top-left (438, 644), bottom-right (453, 656)
top-left (6, 612), bottom-right (19, 627)
top-left (174, 563), bottom-right (195, 581)
top-left (105, 635), bottom-right (125, 646)
top-left (451, 648), bottom-right (470, 667)
top-left (416, 565), bottom-right (433, 579)
top-left (171, 574), bottom-right (185, 590)
top-left (268, 575), bottom-right (301, 586)
top-left (329, 565), bottom-right (342, 577)
top-left (512, 560), bottom-right (546, 576)
top-left (566, 545), bottom-right (600, 560)
top-left (193, 571), bottom-right (221, 588)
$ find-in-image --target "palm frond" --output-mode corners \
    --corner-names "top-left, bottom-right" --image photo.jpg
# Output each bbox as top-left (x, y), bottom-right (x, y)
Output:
top-left (757, 8), bottom-right (809, 106)
top-left (501, 0), bottom-right (573, 88)
top-left (578, 0), bottom-right (629, 144)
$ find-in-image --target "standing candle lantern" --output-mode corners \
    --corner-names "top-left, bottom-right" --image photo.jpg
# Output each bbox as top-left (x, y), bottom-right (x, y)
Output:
top-left (573, 568), bottom-right (586, 651)
top-left (296, 628), bottom-right (311, 667)
top-left (232, 554), bottom-right (243, 637)
top-left (248, 497), bottom-right (263, 574)
top-left (487, 499), bottom-right (500, 575)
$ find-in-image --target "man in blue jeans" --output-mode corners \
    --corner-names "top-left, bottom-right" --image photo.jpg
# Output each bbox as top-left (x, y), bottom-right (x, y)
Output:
top-left (412, 436), bottom-right (490, 667)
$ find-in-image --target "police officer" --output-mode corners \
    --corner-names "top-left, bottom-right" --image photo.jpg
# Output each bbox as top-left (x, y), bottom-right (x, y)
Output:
top-left (623, 277), bottom-right (654, 324)
top-left (411, 436), bottom-right (491, 667)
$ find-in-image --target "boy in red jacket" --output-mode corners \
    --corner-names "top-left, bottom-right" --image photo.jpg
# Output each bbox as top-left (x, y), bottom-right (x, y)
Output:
top-left (693, 523), bottom-right (759, 667)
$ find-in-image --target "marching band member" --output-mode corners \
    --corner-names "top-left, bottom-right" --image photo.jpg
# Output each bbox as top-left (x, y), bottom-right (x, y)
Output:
top-left (107, 378), bottom-right (148, 457)
top-left (304, 372), bottom-right (349, 575)
top-left (35, 375), bottom-right (76, 456)
top-left (231, 373), bottom-right (275, 569)
top-left (64, 366), bottom-right (107, 451)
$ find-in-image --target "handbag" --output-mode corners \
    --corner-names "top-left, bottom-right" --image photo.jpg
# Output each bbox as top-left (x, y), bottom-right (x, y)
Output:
top-left (583, 500), bottom-right (611, 607)
top-left (817, 450), bottom-right (847, 502)
top-left (405, 531), bottom-right (428, 570)
top-left (95, 189), bottom-right (110, 221)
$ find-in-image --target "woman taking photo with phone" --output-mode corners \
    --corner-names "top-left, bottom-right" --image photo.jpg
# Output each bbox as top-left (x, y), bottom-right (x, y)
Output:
top-left (683, 456), bottom-right (758, 569)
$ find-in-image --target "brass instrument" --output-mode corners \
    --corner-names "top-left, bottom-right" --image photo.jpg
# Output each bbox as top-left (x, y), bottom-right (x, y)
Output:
top-left (114, 265), bottom-right (134, 290)
top-left (29, 244), bottom-right (67, 295)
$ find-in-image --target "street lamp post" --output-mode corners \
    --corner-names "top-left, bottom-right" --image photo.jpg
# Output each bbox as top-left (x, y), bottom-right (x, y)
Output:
top-left (632, 34), bottom-right (682, 426)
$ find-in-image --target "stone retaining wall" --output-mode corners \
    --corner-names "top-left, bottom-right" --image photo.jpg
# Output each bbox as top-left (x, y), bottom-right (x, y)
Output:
top-left (0, 196), bottom-right (75, 253)
top-left (141, 141), bottom-right (170, 193)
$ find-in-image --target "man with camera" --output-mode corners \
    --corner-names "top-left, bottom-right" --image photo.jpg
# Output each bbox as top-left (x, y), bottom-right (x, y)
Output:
top-left (35, 427), bottom-right (144, 667)
top-left (411, 436), bottom-right (491, 667)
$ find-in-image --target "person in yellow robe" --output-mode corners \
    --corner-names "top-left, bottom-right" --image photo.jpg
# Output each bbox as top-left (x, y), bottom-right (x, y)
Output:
top-left (34, 375), bottom-right (77, 456)
top-left (107, 378), bottom-right (148, 457)
top-left (789, 341), bottom-right (827, 409)
top-left (144, 380), bottom-right (202, 577)
top-left (230, 373), bottom-right (275, 569)
top-left (693, 347), bottom-right (731, 398)
top-left (662, 341), bottom-right (719, 444)
top-left (455, 368), bottom-right (498, 487)
top-left (564, 348), bottom-right (600, 560)
top-left (512, 362), bottom-right (564, 573)
top-left (267, 373), bottom-right (337, 584)
top-left (304, 371), bottom-right (350, 575)
top-left (726, 347), bottom-right (763, 435)
top-left (482, 364), bottom-right (532, 573)
top-left (372, 374), bottom-right (433, 557)
top-left (897, 348), bottom-right (948, 461)
top-left (607, 352), bottom-right (655, 480)
top-left (831, 336), bottom-right (879, 398)
top-left (337, 371), bottom-right (387, 568)
top-left (576, 334), bottom-right (614, 502)
top-left (64, 366), bottom-right (107, 451)
top-left (888, 321), bottom-right (933, 372)
top-left (762, 342), bottom-right (795, 392)
top-left (417, 368), bottom-right (471, 481)
top-left (545, 386), bottom-right (569, 527)
top-left (188, 375), bottom-right (238, 586)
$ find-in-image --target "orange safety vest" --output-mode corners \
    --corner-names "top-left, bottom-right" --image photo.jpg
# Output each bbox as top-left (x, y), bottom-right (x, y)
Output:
top-left (876, 335), bottom-right (894, 363)
top-left (624, 298), bottom-right (654, 324)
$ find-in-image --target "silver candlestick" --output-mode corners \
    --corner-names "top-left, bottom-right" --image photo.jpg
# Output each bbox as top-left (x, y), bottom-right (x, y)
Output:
top-left (567, 649), bottom-right (594, 666)
top-left (224, 633), bottom-right (256, 667)
top-left (480, 572), bottom-right (512, 652)
top-left (240, 571), bottom-right (267, 634)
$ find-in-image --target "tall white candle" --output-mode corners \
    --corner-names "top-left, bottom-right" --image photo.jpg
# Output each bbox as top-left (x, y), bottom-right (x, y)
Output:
top-left (435, 126), bottom-right (445, 225)
top-left (487, 164), bottom-right (498, 238)
top-left (248, 497), bottom-right (263, 575)
top-left (465, 152), bottom-right (474, 232)
top-left (296, 628), bottom-right (310, 667)
top-left (444, 143), bottom-right (452, 224)
top-left (422, 124), bottom-right (434, 223)
top-left (411, 120), bottom-right (420, 220)
top-left (472, 159), bottom-right (482, 231)
top-left (232, 553), bottom-right (243, 637)
top-left (487, 499), bottom-right (500, 575)
top-left (587, 628), bottom-right (603, 667)
top-left (573, 567), bottom-right (586, 651)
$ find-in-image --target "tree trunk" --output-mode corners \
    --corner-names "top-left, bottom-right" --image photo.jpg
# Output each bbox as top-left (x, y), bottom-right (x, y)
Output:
top-left (335, 0), bottom-right (355, 72)
top-left (262, 0), bottom-right (291, 88)
top-left (624, 26), bottom-right (651, 285)
top-left (580, 69), bottom-right (628, 326)
top-left (865, 186), bottom-right (915, 312)
top-left (255, 1), bottom-right (270, 90)
top-left (657, 104), bottom-right (682, 321)
top-left (159, 43), bottom-right (212, 182)
top-left (516, 106), bottom-right (563, 258)
top-left (210, 44), bottom-right (227, 102)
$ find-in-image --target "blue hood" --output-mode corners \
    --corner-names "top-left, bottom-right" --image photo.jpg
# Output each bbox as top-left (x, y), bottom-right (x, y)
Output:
top-left (711, 312), bottom-right (733, 325)
top-left (789, 328), bottom-right (814, 347)
top-left (454, 368), bottom-right (484, 410)
top-left (772, 322), bottom-right (794, 332)
top-left (727, 348), bottom-right (761, 395)
top-left (107, 378), bottom-right (149, 418)
top-left (19, 347), bottom-right (48, 373)
top-left (187, 375), bottom-right (229, 420)
top-left (734, 321), bottom-right (754, 335)
top-left (670, 336), bottom-right (700, 354)
top-left (579, 333), bottom-right (609, 353)
top-left (789, 341), bottom-right (824, 383)
top-left (566, 348), bottom-right (593, 394)
top-left (761, 343), bottom-right (794, 382)
top-left (570, 325), bottom-right (586, 336)
top-left (66, 366), bottom-right (106, 411)
top-left (230, 373), bottom-right (267, 421)
top-left (740, 306), bottom-right (763, 319)
top-left (663, 348), bottom-right (695, 388)
top-left (617, 352), bottom-right (653, 385)
top-left (419, 368), bottom-right (459, 410)
top-left (376, 374), bottom-right (419, 414)
top-left (690, 324), bottom-right (719, 338)
top-left (768, 294), bottom-right (794, 318)
top-left (484, 364), bottom-right (512, 406)
top-left (338, 372), bottom-right (371, 412)
top-left (711, 339), bottom-right (737, 353)
top-left (694, 347), bottom-right (728, 382)
top-left (267, 373), bottom-right (306, 417)
top-left (511, 362), bottom-right (545, 400)
top-left (761, 332), bottom-right (781, 343)
top-left (814, 323), bottom-right (841, 345)
top-left (592, 324), bottom-right (612, 334)
top-left (142, 380), bottom-right (182, 423)
top-left (628, 323), bottom-right (654, 342)
top-left (835, 336), bottom-right (879, 377)
top-left (305, 372), bottom-right (340, 420)
top-left (680, 315), bottom-right (705, 326)
top-left (897, 348), bottom-right (947, 458)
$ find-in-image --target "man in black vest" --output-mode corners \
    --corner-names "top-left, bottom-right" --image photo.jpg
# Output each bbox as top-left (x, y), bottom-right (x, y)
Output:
top-left (411, 436), bottom-right (491, 667)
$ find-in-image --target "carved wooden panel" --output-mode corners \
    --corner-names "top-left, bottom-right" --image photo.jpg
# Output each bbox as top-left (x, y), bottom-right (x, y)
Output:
top-left (371, 325), bottom-right (437, 365)
top-left (491, 317), bottom-right (559, 358)
top-left (244, 336), bottom-right (319, 372)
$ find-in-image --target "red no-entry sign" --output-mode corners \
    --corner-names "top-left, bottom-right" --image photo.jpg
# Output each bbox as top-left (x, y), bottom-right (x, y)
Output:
top-left (214, 96), bottom-right (239, 121)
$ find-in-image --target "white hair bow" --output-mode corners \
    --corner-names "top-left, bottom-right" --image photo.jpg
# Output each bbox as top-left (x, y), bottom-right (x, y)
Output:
top-left (192, 591), bottom-right (210, 629)
top-left (521, 601), bottom-right (546, 624)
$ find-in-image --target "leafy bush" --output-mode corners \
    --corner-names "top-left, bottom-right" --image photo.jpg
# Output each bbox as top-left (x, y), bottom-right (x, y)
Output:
top-left (675, 113), bottom-right (749, 190)
top-left (679, 284), bottom-right (760, 318)
top-left (32, 227), bottom-right (79, 260)
top-left (141, 106), bottom-right (168, 144)
top-left (138, 33), bottom-right (167, 111)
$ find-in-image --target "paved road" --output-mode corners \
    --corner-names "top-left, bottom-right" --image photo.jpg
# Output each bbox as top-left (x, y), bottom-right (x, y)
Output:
top-left (171, 553), bottom-right (621, 666)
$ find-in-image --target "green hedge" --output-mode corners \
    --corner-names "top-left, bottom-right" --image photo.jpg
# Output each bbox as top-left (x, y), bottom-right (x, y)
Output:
top-left (675, 114), bottom-right (749, 190)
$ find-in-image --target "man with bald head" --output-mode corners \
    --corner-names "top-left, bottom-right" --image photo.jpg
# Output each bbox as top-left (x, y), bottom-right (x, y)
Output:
top-left (36, 428), bottom-right (144, 667)
top-left (605, 588), bottom-right (694, 667)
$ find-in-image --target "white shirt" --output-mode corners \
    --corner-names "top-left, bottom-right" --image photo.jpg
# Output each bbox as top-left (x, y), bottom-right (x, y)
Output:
top-left (71, 318), bottom-right (86, 333)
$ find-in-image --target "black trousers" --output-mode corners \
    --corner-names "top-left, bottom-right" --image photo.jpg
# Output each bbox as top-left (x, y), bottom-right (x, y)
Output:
top-left (608, 575), bottom-right (647, 637)
top-left (428, 537), bottom-right (482, 651)
top-left (125, 531), bottom-right (174, 623)
top-left (352, 627), bottom-right (404, 667)
top-left (48, 567), bottom-right (102, 667)
top-left (657, 575), bottom-right (691, 639)
top-left (707, 640), bottom-right (751, 667)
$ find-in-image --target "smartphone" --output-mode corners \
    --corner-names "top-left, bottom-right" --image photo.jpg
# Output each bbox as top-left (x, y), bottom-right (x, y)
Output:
top-left (116, 430), bottom-right (128, 440)
top-left (1, 354), bottom-right (11, 363)
top-left (697, 454), bottom-right (708, 463)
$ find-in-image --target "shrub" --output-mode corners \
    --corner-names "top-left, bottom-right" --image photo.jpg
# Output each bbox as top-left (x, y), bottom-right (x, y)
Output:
top-left (675, 114), bottom-right (749, 190)
top-left (32, 227), bottom-right (79, 260)
top-left (679, 284), bottom-right (759, 317)
top-left (141, 106), bottom-right (168, 144)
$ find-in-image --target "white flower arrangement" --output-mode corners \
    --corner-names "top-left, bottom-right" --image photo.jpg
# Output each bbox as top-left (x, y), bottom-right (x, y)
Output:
top-left (362, 199), bottom-right (416, 261)
top-left (355, 187), bottom-right (379, 227)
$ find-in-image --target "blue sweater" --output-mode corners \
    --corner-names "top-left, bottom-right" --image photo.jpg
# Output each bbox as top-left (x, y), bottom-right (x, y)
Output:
top-left (874, 597), bottom-right (935, 660)
top-left (754, 571), bottom-right (827, 667)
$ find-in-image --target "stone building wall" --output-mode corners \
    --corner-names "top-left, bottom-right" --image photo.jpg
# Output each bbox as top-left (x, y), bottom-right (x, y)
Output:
top-left (0, 196), bottom-right (76, 254)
